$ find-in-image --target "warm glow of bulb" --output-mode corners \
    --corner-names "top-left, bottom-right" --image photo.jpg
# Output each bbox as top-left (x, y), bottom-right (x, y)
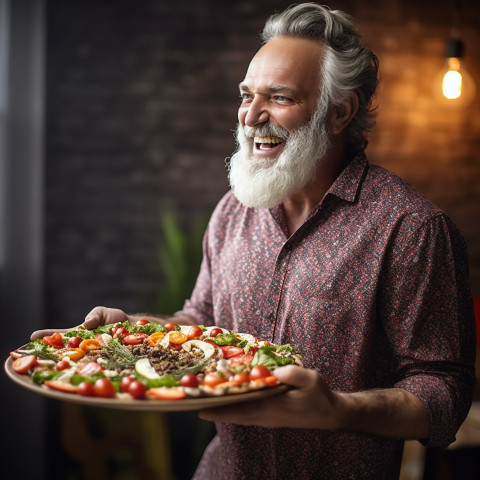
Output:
top-left (443, 70), bottom-right (463, 99)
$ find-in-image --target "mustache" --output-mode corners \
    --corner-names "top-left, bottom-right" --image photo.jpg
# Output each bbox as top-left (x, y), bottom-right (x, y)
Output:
top-left (242, 123), bottom-right (289, 140)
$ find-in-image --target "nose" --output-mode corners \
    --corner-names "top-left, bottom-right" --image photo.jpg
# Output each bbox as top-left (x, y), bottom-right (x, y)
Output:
top-left (241, 96), bottom-right (269, 127)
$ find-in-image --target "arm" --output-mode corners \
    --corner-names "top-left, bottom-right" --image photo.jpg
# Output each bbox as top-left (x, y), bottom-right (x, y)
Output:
top-left (200, 365), bottom-right (430, 440)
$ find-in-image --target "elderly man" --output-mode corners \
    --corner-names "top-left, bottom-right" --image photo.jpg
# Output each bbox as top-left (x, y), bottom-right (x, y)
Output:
top-left (33, 3), bottom-right (476, 479)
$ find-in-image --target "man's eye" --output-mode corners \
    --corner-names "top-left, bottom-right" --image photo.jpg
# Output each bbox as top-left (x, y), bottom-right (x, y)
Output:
top-left (240, 93), bottom-right (252, 101)
top-left (274, 95), bottom-right (293, 103)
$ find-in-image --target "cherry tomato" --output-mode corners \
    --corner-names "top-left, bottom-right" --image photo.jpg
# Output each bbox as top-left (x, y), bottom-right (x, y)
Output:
top-left (55, 360), bottom-right (71, 371)
top-left (128, 380), bottom-right (147, 399)
top-left (203, 372), bottom-right (228, 387)
top-left (94, 378), bottom-right (116, 398)
top-left (113, 326), bottom-right (129, 339)
top-left (164, 322), bottom-right (177, 332)
top-left (42, 333), bottom-right (64, 348)
top-left (220, 346), bottom-right (244, 359)
top-left (209, 328), bottom-right (223, 338)
top-left (120, 376), bottom-right (136, 393)
top-left (180, 373), bottom-right (199, 388)
top-left (77, 381), bottom-right (95, 397)
top-left (187, 326), bottom-right (203, 339)
top-left (135, 319), bottom-right (149, 326)
top-left (147, 332), bottom-right (166, 347)
top-left (122, 333), bottom-right (148, 345)
top-left (67, 336), bottom-right (83, 348)
top-left (77, 361), bottom-right (104, 376)
top-left (79, 339), bottom-right (101, 351)
top-left (249, 365), bottom-right (271, 381)
top-left (12, 355), bottom-right (37, 374)
top-left (168, 332), bottom-right (188, 345)
top-left (232, 372), bottom-right (251, 385)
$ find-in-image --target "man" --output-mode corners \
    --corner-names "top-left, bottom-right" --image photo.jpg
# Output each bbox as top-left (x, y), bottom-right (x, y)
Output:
top-left (33, 4), bottom-right (476, 479)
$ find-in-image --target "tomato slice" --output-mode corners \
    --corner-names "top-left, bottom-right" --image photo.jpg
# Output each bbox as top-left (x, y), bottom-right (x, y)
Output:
top-left (77, 361), bottom-right (104, 376)
top-left (228, 354), bottom-right (254, 367)
top-left (251, 375), bottom-right (279, 387)
top-left (203, 372), bottom-right (228, 388)
top-left (44, 380), bottom-right (78, 393)
top-left (62, 348), bottom-right (86, 361)
top-left (146, 387), bottom-right (186, 400)
top-left (168, 332), bottom-right (188, 345)
top-left (122, 333), bottom-right (148, 345)
top-left (147, 332), bottom-right (166, 347)
top-left (79, 339), bottom-right (101, 351)
top-left (12, 355), bottom-right (37, 374)
top-left (220, 346), bottom-right (244, 359)
top-left (42, 333), bottom-right (64, 348)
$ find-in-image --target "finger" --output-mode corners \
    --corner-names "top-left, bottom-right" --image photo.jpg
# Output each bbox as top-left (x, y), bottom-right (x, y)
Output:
top-left (273, 365), bottom-right (319, 388)
top-left (83, 306), bottom-right (105, 329)
top-left (199, 398), bottom-right (270, 426)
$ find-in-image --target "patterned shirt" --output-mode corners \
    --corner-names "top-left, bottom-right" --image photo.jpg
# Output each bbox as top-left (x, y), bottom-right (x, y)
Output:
top-left (178, 152), bottom-right (476, 480)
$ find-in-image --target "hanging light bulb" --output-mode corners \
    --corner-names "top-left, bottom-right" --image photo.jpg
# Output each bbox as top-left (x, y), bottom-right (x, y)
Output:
top-left (437, 37), bottom-right (475, 105)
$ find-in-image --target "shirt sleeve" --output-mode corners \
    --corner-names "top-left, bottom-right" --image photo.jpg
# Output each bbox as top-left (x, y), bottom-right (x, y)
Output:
top-left (379, 212), bottom-right (476, 448)
top-left (174, 227), bottom-right (215, 326)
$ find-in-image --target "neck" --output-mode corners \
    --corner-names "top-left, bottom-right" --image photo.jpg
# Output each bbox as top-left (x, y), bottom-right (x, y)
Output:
top-left (282, 138), bottom-right (349, 236)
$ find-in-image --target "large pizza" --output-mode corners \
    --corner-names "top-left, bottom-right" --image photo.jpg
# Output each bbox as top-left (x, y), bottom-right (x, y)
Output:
top-left (6, 320), bottom-right (303, 410)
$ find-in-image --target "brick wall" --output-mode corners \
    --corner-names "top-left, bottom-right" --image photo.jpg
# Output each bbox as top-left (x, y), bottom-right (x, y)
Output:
top-left (45, 0), bottom-right (480, 328)
top-left (42, 1), bottom-right (480, 478)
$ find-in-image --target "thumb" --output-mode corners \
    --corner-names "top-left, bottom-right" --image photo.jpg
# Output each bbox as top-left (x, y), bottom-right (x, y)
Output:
top-left (273, 365), bottom-right (320, 388)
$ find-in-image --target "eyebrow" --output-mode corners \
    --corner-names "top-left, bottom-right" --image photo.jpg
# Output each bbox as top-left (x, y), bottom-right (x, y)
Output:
top-left (238, 82), bottom-right (298, 96)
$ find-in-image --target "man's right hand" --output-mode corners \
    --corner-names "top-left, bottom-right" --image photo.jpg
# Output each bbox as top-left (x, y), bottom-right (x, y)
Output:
top-left (30, 306), bottom-right (134, 341)
top-left (30, 306), bottom-right (196, 340)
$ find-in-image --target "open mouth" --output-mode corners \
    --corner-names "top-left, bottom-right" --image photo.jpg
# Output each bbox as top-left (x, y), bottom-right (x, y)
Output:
top-left (254, 135), bottom-right (284, 151)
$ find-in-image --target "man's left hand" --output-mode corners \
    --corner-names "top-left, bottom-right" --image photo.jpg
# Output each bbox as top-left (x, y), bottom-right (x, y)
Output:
top-left (199, 365), bottom-right (345, 430)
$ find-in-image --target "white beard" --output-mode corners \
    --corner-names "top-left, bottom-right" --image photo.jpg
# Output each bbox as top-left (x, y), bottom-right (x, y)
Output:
top-left (228, 103), bottom-right (331, 209)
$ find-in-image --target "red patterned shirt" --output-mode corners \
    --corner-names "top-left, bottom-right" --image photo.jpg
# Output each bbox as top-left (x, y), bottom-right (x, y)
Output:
top-left (178, 153), bottom-right (476, 480)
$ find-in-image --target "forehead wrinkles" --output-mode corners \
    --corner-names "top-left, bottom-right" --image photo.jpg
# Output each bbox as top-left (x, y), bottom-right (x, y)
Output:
top-left (243, 37), bottom-right (324, 95)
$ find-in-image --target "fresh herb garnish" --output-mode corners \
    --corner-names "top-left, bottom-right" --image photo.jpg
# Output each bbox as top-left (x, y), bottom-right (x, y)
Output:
top-left (102, 339), bottom-right (140, 368)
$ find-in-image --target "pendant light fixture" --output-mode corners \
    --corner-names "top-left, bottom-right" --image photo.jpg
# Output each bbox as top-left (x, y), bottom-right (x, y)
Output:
top-left (435, 1), bottom-right (476, 106)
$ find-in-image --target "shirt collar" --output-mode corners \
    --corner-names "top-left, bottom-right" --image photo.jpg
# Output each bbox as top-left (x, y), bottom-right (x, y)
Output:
top-left (325, 151), bottom-right (368, 204)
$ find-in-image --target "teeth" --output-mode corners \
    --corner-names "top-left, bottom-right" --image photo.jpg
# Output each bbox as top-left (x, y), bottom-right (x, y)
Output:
top-left (254, 136), bottom-right (283, 144)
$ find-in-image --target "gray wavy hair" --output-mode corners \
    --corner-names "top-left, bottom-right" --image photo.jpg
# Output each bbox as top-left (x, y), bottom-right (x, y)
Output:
top-left (261, 3), bottom-right (379, 153)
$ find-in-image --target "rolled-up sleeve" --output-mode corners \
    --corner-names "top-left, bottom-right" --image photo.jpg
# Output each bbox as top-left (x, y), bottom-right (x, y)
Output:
top-left (381, 213), bottom-right (476, 447)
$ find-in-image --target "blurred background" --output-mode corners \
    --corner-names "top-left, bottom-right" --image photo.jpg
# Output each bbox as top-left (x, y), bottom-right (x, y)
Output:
top-left (1, 0), bottom-right (479, 479)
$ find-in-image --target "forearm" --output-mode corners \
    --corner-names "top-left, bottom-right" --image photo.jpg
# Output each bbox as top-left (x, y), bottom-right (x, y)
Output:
top-left (338, 387), bottom-right (430, 440)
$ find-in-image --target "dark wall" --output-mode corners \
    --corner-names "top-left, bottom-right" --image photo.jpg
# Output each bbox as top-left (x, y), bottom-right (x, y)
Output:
top-left (4, 0), bottom-right (479, 479)
top-left (44, 0), bottom-right (480, 332)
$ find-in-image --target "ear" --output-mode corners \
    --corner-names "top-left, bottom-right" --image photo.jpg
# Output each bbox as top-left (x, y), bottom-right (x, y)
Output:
top-left (328, 92), bottom-right (359, 135)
